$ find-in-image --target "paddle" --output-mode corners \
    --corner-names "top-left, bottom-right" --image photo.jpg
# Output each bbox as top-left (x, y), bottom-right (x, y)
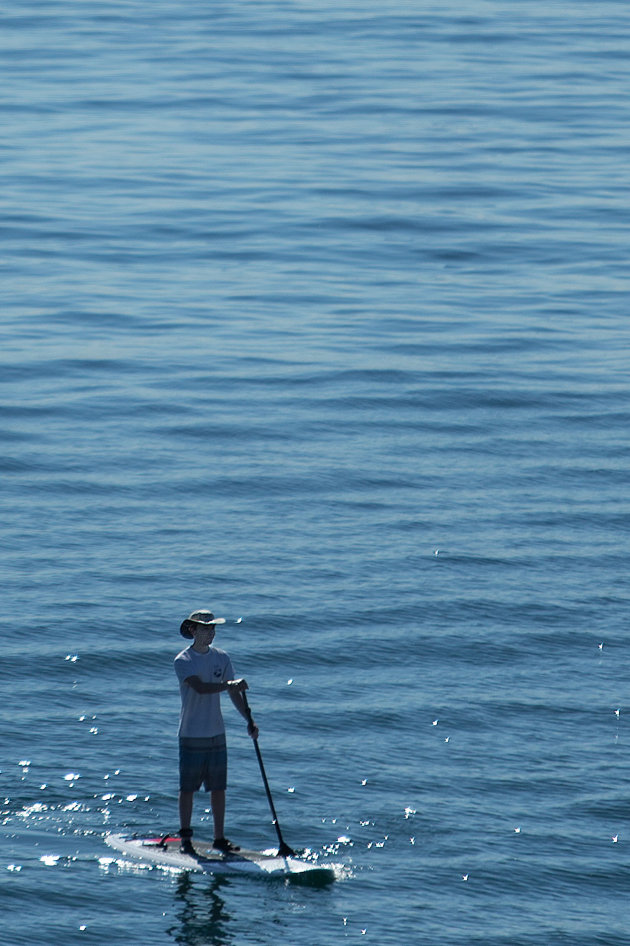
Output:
top-left (241, 691), bottom-right (296, 858)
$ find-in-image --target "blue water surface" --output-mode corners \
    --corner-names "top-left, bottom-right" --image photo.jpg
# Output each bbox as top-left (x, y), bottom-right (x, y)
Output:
top-left (2, 2), bottom-right (630, 944)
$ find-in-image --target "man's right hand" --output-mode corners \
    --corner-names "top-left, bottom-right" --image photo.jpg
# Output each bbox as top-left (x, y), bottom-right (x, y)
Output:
top-left (226, 678), bottom-right (248, 693)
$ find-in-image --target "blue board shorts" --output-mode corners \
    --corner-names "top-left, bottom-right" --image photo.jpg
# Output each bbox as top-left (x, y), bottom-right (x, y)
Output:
top-left (179, 735), bottom-right (228, 792)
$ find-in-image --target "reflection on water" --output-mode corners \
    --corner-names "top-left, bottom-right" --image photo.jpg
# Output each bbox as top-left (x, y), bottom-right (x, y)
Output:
top-left (168, 873), bottom-right (235, 946)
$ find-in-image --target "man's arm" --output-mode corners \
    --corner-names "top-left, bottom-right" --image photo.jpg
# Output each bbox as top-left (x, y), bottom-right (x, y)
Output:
top-left (229, 688), bottom-right (259, 739)
top-left (184, 675), bottom-right (248, 695)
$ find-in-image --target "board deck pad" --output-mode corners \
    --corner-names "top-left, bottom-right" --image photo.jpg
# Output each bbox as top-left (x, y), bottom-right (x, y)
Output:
top-left (105, 833), bottom-right (336, 883)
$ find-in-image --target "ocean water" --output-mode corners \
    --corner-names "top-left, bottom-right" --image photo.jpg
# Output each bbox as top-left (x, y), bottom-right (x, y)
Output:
top-left (2, 1), bottom-right (630, 943)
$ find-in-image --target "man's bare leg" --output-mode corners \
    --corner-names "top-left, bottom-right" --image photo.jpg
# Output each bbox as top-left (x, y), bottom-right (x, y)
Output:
top-left (211, 789), bottom-right (225, 840)
top-left (179, 791), bottom-right (194, 832)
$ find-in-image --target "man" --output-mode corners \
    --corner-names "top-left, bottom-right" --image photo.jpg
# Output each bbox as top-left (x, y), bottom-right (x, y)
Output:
top-left (175, 609), bottom-right (258, 855)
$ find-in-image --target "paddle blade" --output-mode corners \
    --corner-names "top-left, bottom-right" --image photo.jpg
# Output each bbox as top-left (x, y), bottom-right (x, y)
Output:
top-left (278, 840), bottom-right (297, 858)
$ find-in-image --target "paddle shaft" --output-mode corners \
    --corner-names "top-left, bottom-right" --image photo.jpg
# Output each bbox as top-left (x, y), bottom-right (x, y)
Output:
top-left (241, 692), bottom-right (295, 857)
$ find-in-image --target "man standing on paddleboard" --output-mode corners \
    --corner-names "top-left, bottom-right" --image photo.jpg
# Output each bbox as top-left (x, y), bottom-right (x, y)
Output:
top-left (175, 609), bottom-right (258, 855)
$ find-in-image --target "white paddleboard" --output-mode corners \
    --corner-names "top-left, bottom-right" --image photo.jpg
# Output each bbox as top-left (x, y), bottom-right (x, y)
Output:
top-left (105, 833), bottom-right (335, 883)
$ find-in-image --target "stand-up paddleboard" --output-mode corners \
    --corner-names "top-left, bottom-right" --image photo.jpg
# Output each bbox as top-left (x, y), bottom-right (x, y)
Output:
top-left (105, 833), bottom-right (335, 883)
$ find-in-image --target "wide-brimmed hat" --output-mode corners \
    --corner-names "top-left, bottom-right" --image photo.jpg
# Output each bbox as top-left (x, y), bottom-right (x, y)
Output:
top-left (180, 609), bottom-right (226, 639)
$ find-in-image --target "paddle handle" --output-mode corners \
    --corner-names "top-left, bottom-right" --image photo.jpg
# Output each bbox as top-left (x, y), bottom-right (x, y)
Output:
top-left (241, 692), bottom-right (295, 858)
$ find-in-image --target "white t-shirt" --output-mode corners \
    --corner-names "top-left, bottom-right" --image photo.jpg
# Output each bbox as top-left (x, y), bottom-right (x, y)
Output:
top-left (174, 645), bottom-right (235, 739)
